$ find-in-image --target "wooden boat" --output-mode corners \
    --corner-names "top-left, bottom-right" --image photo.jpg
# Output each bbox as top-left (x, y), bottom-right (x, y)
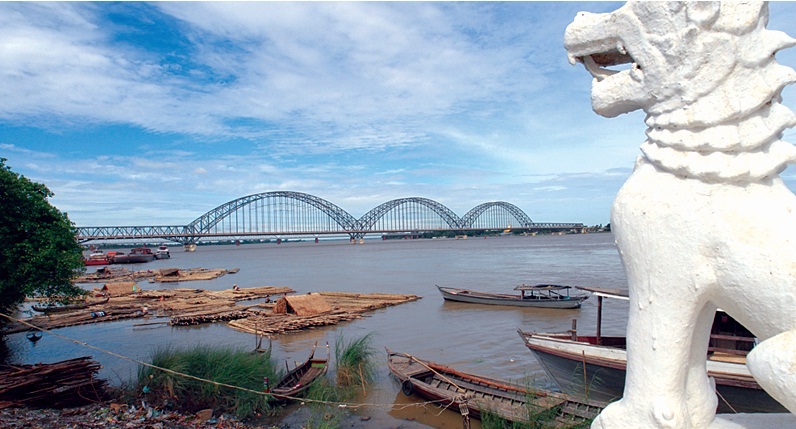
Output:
top-left (269, 342), bottom-right (329, 400)
top-left (31, 297), bottom-right (109, 313)
top-left (437, 284), bottom-right (589, 309)
top-left (386, 349), bottom-right (604, 426)
top-left (517, 286), bottom-right (786, 413)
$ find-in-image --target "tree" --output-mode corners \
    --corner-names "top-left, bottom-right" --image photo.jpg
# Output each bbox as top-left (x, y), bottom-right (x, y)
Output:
top-left (0, 158), bottom-right (85, 327)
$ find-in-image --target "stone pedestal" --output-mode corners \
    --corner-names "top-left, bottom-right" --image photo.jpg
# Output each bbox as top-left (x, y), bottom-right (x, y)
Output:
top-left (712, 414), bottom-right (796, 429)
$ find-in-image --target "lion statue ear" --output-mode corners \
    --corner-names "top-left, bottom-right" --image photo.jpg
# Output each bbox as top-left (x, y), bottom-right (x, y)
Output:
top-left (686, 1), bottom-right (720, 27)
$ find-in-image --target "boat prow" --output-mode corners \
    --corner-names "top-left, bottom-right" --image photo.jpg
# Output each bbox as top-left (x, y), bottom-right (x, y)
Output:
top-left (270, 341), bottom-right (329, 401)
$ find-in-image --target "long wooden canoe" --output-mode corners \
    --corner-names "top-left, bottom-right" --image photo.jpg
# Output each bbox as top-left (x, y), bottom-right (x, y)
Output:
top-left (386, 349), bottom-right (603, 426)
top-left (437, 285), bottom-right (589, 309)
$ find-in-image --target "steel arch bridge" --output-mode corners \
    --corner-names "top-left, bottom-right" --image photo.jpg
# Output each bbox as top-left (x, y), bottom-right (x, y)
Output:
top-left (75, 191), bottom-right (584, 244)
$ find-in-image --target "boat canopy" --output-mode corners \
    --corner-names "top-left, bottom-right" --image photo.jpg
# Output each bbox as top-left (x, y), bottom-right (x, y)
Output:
top-left (514, 284), bottom-right (572, 291)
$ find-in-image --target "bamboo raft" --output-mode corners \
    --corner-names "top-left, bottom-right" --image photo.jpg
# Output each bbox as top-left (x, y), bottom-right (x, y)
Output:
top-left (5, 286), bottom-right (293, 334)
top-left (6, 288), bottom-right (420, 337)
top-left (228, 292), bottom-right (421, 335)
top-left (154, 268), bottom-right (231, 282)
top-left (74, 267), bottom-right (235, 283)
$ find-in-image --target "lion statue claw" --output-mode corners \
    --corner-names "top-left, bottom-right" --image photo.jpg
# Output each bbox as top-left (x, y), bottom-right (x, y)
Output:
top-left (565, 2), bottom-right (796, 428)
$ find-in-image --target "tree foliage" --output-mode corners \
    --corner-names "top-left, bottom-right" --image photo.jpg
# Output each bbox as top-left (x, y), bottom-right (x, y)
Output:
top-left (0, 158), bottom-right (85, 324)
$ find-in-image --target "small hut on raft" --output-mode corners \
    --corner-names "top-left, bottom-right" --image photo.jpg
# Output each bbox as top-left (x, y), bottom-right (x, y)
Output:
top-left (96, 281), bottom-right (141, 297)
top-left (273, 293), bottom-right (332, 316)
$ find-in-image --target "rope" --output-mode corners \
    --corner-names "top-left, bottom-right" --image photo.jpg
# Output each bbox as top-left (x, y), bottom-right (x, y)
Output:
top-left (0, 312), bottom-right (448, 410)
top-left (715, 386), bottom-right (738, 413)
top-left (397, 351), bottom-right (465, 392)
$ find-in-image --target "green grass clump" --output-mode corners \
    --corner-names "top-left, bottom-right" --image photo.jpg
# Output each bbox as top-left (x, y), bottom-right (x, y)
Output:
top-left (302, 378), bottom-right (344, 429)
top-left (138, 345), bottom-right (281, 419)
top-left (333, 332), bottom-right (376, 396)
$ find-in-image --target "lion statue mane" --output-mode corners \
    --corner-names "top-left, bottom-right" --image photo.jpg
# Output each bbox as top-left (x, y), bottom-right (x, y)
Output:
top-left (566, 2), bottom-right (796, 428)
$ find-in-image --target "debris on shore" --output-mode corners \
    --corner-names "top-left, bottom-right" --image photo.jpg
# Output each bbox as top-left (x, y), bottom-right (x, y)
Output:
top-left (0, 402), bottom-right (284, 429)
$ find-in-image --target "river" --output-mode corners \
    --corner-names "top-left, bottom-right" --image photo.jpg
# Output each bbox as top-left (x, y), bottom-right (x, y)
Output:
top-left (6, 232), bottom-right (629, 428)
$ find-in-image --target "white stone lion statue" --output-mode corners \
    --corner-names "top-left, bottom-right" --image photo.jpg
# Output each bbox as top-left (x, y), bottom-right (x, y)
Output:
top-left (565, 2), bottom-right (796, 428)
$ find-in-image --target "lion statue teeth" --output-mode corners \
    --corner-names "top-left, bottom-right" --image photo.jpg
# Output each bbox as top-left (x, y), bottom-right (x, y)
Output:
top-left (566, 2), bottom-right (796, 428)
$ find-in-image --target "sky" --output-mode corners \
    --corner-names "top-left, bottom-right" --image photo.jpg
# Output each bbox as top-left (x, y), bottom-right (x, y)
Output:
top-left (3, 2), bottom-right (796, 228)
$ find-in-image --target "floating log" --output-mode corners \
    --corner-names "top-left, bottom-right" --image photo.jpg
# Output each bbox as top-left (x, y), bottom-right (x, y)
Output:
top-left (170, 309), bottom-right (251, 326)
top-left (0, 357), bottom-right (107, 408)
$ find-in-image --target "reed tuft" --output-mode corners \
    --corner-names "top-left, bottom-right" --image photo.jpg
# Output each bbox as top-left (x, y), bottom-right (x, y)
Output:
top-left (333, 332), bottom-right (376, 393)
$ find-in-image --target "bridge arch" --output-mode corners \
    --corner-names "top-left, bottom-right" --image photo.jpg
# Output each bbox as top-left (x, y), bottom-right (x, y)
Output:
top-left (357, 197), bottom-right (462, 234)
top-left (75, 193), bottom-right (585, 243)
top-left (461, 201), bottom-right (533, 229)
top-left (185, 191), bottom-right (359, 240)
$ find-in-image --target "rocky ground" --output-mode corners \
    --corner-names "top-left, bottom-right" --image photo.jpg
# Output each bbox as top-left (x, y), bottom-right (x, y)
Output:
top-left (0, 403), bottom-right (287, 429)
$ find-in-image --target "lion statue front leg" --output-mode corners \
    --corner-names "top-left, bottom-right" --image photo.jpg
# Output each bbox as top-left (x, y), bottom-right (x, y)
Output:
top-left (592, 169), bottom-right (721, 429)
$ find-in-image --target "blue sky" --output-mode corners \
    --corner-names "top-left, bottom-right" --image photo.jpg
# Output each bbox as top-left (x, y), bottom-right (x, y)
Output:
top-left (3, 2), bottom-right (796, 227)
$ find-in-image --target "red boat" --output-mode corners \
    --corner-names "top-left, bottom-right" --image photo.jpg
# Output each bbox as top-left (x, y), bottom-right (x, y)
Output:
top-left (84, 251), bottom-right (110, 266)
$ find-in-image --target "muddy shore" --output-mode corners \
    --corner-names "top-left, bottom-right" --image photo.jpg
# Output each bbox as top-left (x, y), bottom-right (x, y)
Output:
top-left (0, 403), bottom-right (286, 429)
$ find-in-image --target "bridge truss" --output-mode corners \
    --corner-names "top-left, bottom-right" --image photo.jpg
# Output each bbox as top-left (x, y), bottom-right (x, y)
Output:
top-left (75, 191), bottom-right (584, 244)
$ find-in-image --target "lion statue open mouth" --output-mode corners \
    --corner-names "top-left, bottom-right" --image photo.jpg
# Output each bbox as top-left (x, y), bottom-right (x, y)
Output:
top-left (565, 2), bottom-right (796, 428)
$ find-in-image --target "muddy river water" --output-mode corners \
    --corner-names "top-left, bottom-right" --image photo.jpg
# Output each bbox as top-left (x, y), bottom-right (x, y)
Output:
top-left (7, 232), bottom-right (630, 428)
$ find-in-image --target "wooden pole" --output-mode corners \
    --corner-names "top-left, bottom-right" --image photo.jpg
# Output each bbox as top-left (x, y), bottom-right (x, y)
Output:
top-left (596, 295), bottom-right (603, 345)
top-left (570, 318), bottom-right (577, 341)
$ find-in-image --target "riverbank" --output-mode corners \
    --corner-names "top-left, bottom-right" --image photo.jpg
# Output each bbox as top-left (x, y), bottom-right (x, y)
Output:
top-left (0, 402), bottom-right (286, 429)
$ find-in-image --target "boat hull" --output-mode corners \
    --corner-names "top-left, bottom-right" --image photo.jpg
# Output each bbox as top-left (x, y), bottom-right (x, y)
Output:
top-left (438, 286), bottom-right (587, 309)
top-left (270, 343), bottom-right (329, 401)
top-left (386, 349), bottom-right (603, 425)
top-left (111, 254), bottom-right (155, 263)
top-left (518, 331), bottom-right (787, 414)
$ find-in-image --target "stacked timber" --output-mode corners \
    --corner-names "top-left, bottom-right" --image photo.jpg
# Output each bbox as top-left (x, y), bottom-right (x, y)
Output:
top-left (0, 357), bottom-right (107, 408)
